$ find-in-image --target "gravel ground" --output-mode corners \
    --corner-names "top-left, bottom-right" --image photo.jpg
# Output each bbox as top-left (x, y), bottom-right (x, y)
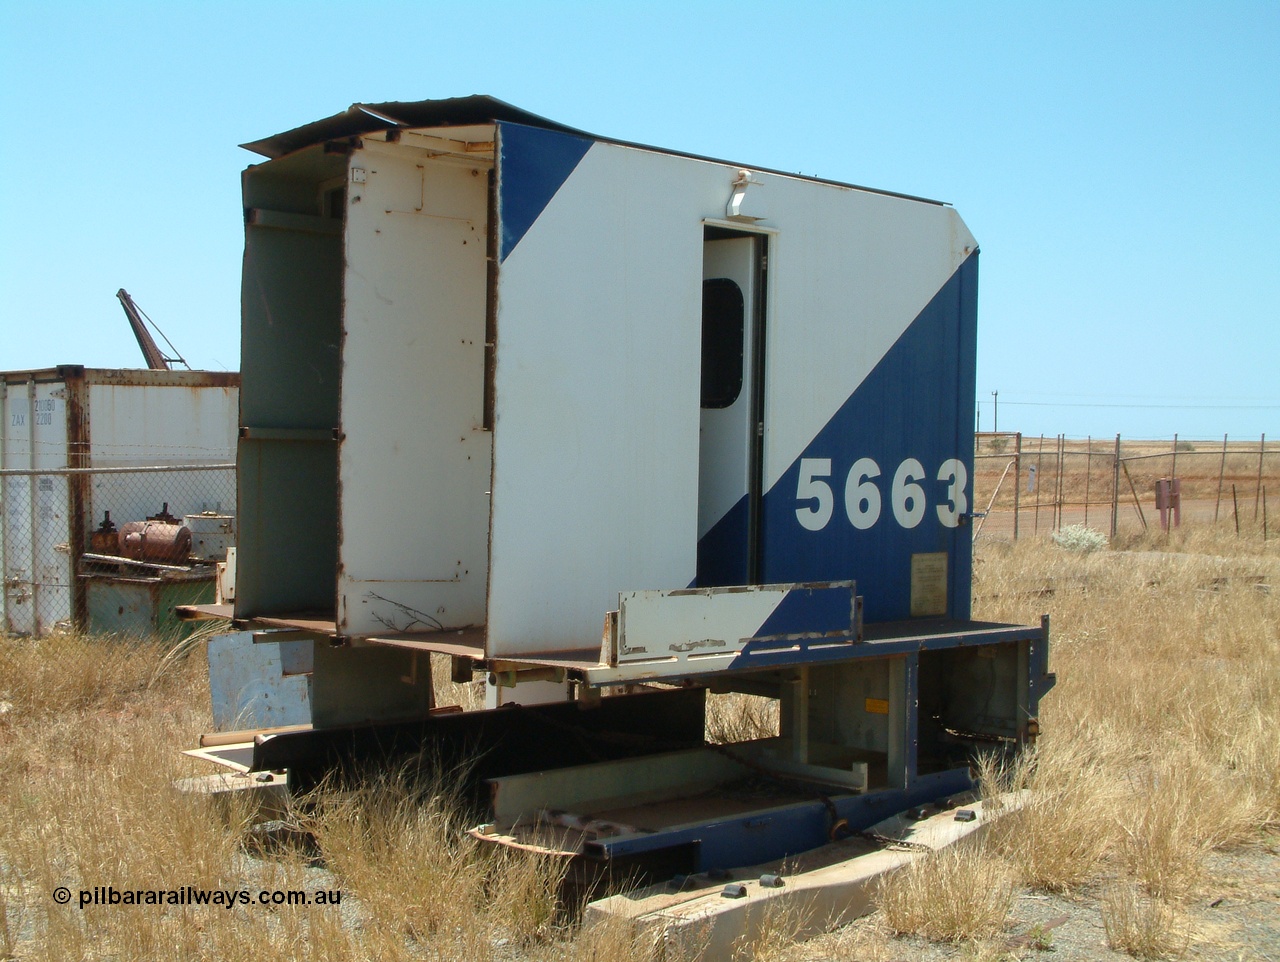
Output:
top-left (796, 832), bottom-right (1280, 962)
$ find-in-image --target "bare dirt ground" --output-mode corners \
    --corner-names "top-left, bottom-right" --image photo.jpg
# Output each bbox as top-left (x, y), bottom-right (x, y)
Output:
top-left (977, 497), bottom-right (1243, 540)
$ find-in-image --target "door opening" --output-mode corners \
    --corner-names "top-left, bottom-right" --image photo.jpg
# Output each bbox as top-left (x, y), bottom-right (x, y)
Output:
top-left (697, 227), bottom-right (768, 586)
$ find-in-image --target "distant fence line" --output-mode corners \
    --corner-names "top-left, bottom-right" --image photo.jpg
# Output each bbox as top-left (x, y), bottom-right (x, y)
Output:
top-left (972, 433), bottom-right (1274, 541)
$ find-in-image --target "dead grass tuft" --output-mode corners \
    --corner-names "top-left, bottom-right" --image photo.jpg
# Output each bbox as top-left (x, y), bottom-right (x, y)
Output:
top-left (981, 743), bottom-right (1123, 892)
top-left (0, 629), bottom-right (203, 720)
top-left (705, 692), bottom-right (779, 744)
top-left (549, 913), bottom-right (674, 962)
top-left (1101, 882), bottom-right (1191, 959)
top-left (306, 765), bottom-right (488, 944)
top-left (877, 845), bottom-right (1014, 944)
top-left (729, 895), bottom-right (814, 962)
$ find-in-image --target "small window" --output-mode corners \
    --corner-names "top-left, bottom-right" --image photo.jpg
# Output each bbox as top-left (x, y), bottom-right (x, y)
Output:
top-left (701, 278), bottom-right (745, 409)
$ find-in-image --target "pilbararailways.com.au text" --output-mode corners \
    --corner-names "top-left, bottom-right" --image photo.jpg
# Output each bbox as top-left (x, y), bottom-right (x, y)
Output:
top-left (61, 886), bottom-right (342, 910)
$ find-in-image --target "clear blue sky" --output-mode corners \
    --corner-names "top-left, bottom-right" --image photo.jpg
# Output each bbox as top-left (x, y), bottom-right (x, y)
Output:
top-left (2, 1), bottom-right (1276, 441)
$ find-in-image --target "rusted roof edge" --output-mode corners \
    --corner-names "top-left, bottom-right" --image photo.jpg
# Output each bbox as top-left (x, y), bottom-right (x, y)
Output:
top-left (241, 95), bottom-right (948, 207)
top-left (1, 367), bottom-right (239, 387)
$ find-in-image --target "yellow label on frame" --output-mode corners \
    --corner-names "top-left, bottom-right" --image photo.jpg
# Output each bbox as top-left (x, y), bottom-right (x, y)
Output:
top-left (864, 697), bottom-right (890, 715)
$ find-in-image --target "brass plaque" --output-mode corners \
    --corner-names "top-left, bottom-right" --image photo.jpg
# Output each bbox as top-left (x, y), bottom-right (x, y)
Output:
top-left (910, 552), bottom-right (948, 617)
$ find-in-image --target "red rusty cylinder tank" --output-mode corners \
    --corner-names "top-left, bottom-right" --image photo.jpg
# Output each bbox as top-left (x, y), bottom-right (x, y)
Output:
top-left (118, 521), bottom-right (192, 563)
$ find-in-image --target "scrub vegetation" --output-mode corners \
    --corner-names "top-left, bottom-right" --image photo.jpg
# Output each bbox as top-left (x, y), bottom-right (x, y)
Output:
top-left (1, 524), bottom-right (1276, 960)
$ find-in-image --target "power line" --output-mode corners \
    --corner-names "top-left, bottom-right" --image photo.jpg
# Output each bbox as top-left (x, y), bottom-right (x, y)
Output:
top-left (1001, 401), bottom-right (1279, 410)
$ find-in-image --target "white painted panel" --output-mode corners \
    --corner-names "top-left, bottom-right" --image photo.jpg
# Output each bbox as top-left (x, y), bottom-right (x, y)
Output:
top-left (487, 143), bottom-right (706, 656)
top-left (487, 141), bottom-right (974, 656)
top-left (337, 141), bottom-right (493, 636)
top-left (616, 586), bottom-right (785, 664)
top-left (755, 187), bottom-right (974, 492)
top-left (87, 384), bottom-right (238, 465)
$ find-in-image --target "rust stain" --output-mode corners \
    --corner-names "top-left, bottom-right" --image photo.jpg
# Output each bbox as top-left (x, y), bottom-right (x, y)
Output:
top-left (2, 368), bottom-right (239, 389)
top-left (64, 367), bottom-right (90, 628)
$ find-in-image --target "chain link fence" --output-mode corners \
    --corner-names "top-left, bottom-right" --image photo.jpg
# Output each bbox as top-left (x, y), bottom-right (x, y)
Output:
top-left (1, 464), bottom-right (235, 636)
top-left (972, 433), bottom-right (1276, 541)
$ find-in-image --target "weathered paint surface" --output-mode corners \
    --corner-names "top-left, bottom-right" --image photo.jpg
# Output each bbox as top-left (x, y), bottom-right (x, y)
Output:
top-left (336, 138), bottom-right (493, 637)
top-left (487, 125), bottom-right (975, 656)
top-left (207, 631), bottom-right (312, 730)
top-left (586, 794), bottom-right (1023, 962)
top-left (84, 571), bottom-right (215, 637)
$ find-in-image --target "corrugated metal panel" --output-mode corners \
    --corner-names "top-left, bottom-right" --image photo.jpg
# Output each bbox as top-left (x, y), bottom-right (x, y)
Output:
top-left (1, 378), bottom-right (71, 633)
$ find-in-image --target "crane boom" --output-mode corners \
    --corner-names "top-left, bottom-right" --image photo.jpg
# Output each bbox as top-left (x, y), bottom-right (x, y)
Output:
top-left (116, 289), bottom-right (188, 370)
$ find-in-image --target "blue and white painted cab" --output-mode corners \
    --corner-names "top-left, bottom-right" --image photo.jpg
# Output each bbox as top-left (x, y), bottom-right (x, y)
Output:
top-left (491, 118), bottom-right (976, 661)
top-left (210, 99), bottom-right (1051, 872)
top-left (233, 96), bottom-right (991, 682)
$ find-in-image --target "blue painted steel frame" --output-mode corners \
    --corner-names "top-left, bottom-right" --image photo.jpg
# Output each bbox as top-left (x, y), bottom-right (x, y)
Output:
top-left (577, 619), bottom-right (1055, 873)
top-left (584, 769), bottom-right (973, 872)
top-left (588, 618), bottom-right (1048, 684)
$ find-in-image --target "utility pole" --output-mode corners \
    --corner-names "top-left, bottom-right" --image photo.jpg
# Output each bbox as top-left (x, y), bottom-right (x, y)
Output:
top-left (992, 390), bottom-right (999, 434)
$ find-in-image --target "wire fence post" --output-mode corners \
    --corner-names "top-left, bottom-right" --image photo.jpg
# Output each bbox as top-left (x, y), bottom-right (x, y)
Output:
top-left (1013, 432), bottom-right (1022, 541)
top-left (1033, 434), bottom-right (1045, 536)
top-left (1256, 433), bottom-right (1266, 521)
top-left (1122, 457), bottom-right (1148, 532)
top-left (1111, 434), bottom-right (1121, 540)
top-left (1055, 434), bottom-right (1065, 531)
top-left (1084, 435), bottom-right (1092, 528)
top-left (25, 379), bottom-right (41, 633)
top-left (1215, 433), bottom-right (1228, 522)
top-left (1051, 435), bottom-right (1058, 531)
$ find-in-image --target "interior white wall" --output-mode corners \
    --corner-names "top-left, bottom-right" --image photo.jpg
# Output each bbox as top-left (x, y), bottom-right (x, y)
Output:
top-left (337, 140), bottom-right (493, 636)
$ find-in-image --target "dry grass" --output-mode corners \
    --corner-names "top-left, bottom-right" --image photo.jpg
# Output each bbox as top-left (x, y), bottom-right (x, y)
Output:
top-left (877, 845), bottom-right (1015, 944)
top-left (1, 524), bottom-right (1276, 959)
top-left (979, 740), bottom-right (1123, 893)
top-left (872, 524), bottom-right (1278, 952)
top-left (428, 653), bottom-right (486, 712)
top-left (0, 635), bottom-right (673, 961)
top-left (1101, 883), bottom-right (1191, 960)
top-left (0, 628), bottom-right (200, 718)
top-left (705, 691), bottom-right (779, 744)
top-left (728, 895), bottom-right (814, 962)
